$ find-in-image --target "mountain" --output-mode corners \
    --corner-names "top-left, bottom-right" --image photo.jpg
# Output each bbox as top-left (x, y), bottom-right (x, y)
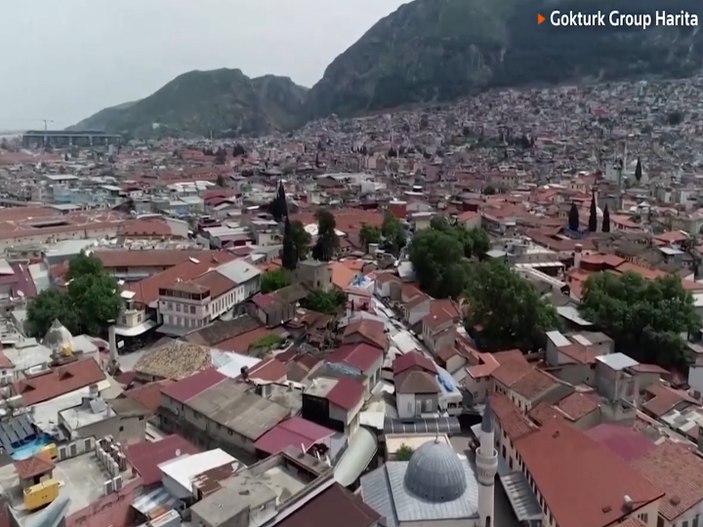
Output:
top-left (306, 0), bottom-right (703, 118)
top-left (70, 69), bottom-right (308, 138)
top-left (72, 0), bottom-right (703, 137)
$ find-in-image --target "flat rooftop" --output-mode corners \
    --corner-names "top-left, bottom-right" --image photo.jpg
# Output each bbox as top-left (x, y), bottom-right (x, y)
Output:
top-left (0, 452), bottom-right (132, 524)
top-left (385, 433), bottom-right (451, 455)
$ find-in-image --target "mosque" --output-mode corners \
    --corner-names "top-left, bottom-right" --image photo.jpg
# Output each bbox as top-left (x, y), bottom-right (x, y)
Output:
top-left (360, 402), bottom-right (498, 527)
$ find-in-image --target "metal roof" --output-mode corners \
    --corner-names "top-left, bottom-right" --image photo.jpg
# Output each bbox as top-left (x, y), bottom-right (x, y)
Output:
top-left (500, 471), bottom-right (543, 522)
top-left (0, 413), bottom-right (36, 455)
top-left (384, 417), bottom-right (461, 435)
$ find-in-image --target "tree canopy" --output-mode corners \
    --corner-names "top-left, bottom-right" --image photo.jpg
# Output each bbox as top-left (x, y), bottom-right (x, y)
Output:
top-left (360, 224), bottom-right (381, 251)
top-left (269, 180), bottom-right (289, 222)
top-left (282, 218), bottom-right (311, 271)
top-left (579, 272), bottom-right (699, 368)
top-left (464, 261), bottom-right (559, 351)
top-left (410, 225), bottom-right (467, 299)
top-left (568, 202), bottom-right (580, 231)
top-left (634, 157), bottom-right (643, 182)
top-left (300, 289), bottom-right (347, 314)
top-left (312, 209), bottom-right (339, 262)
top-left (381, 212), bottom-right (406, 256)
top-left (261, 268), bottom-right (291, 294)
top-left (602, 204), bottom-right (611, 233)
top-left (27, 253), bottom-right (122, 338)
top-left (395, 444), bottom-right (414, 461)
top-left (588, 192), bottom-right (598, 232)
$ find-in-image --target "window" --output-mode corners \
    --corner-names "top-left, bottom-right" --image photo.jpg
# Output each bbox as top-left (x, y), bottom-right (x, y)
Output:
top-left (190, 305), bottom-right (196, 314)
top-left (176, 304), bottom-right (181, 312)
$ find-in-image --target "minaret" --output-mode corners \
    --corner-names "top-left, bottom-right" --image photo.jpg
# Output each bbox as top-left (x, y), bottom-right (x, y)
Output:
top-left (476, 398), bottom-right (498, 527)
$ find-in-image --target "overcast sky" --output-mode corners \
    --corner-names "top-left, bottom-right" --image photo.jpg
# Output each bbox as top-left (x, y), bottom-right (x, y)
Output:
top-left (0, 0), bottom-right (408, 130)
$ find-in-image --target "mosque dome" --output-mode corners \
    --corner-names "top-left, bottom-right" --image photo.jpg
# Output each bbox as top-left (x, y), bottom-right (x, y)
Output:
top-left (404, 440), bottom-right (467, 502)
top-left (43, 319), bottom-right (74, 353)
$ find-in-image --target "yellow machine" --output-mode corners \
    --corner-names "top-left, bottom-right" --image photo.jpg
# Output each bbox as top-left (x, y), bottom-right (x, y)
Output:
top-left (39, 443), bottom-right (58, 460)
top-left (60, 346), bottom-right (73, 358)
top-left (23, 479), bottom-right (59, 511)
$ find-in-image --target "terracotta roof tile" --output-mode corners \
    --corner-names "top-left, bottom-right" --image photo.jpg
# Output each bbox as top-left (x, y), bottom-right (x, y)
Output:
top-left (123, 379), bottom-right (174, 413)
top-left (14, 452), bottom-right (54, 479)
top-left (632, 440), bottom-right (703, 521)
top-left (327, 343), bottom-right (383, 373)
top-left (13, 357), bottom-right (105, 406)
top-left (326, 377), bottom-right (365, 411)
top-left (393, 351), bottom-right (436, 375)
top-left (510, 369), bottom-right (558, 400)
top-left (556, 391), bottom-right (600, 421)
top-left (517, 419), bottom-right (663, 527)
top-left (490, 393), bottom-right (536, 441)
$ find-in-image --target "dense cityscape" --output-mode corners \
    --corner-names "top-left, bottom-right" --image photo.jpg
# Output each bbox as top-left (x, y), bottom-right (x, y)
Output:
top-left (2, 9), bottom-right (703, 527)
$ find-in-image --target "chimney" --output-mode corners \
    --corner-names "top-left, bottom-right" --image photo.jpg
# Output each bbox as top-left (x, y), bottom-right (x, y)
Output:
top-left (108, 325), bottom-right (118, 364)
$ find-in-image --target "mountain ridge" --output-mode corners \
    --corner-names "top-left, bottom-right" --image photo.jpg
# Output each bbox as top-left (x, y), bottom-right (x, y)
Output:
top-left (71, 0), bottom-right (703, 138)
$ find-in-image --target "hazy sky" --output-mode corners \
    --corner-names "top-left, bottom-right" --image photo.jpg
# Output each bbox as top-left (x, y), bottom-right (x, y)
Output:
top-left (0, 0), bottom-right (408, 130)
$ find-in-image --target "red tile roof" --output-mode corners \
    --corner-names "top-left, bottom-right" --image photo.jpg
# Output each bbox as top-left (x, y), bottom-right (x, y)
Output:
top-left (326, 377), bottom-right (365, 411)
top-left (160, 367), bottom-right (226, 404)
top-left (585, 424), bottom-right (655, 463)
top-left (490, 393), bottom-right (536, 441)
top-left (125, 252), bottom-right (237, 305)
top-left (516, 419), bottom-right (664, 527)
top-left (124, 379), bottom-right (174, 413)
top-left (276, 482), bottom-right (380, 527)
top-left (342, 319), bottom-right (386, 350)
top-left (125, 434), bottom-right (199, 486)
top-left (632, 440), bottom-right (703, 521)
top-left (555, 391), bottom-right (599, 421)
top-left (192, 270), bottom-right (236, 298)
top-left (393, 351), bottom-right (436, 376)
top-left (327, 343), bottom-right (383, 374)
top-left (13, 357), bottom-right (105, 406)
top-left (253, 417), bottom-right (335, 456)
top-left (14, 452), bottom-right (54, 479)
top-left (248, 358), bottom-right (287, 383)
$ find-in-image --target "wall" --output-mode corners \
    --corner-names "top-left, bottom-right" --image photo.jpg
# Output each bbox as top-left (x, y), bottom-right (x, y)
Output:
top-left (661, 496), bottom-right (703, 527)
top-left (66, 475), bottom-right (141, 527)
top-left (463, 376), bottom-right (491, 404)
top-left (396, 393), bottom-right (439, 420)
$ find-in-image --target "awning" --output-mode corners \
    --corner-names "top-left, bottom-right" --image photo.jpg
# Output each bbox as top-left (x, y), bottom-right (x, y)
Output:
top-left (384, 416), bottom-right (461, 435)
top-left (500, 471), bottom-right (543, 522)
top-left (114, 319), bottom-right (157, 337)
top-left (132, 486), bottom-right (181, 517)
top-left (333, 426), bottom-right (377, 487)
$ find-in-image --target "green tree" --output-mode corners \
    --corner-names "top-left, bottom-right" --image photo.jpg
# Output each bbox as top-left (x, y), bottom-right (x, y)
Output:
top-left (360, 224), bottom-right (381, 251)
top-left (216, 174), bottom-right (227, 188)
top-left (249, 334), bottom-right (284, 356)
top-left (409, 226), bottom-right (467, 299)
top-left (268, 180), bottom-right (289, 222)
top-left (482, 185), bottom-right (497, 195)
top-left (301, 289), bottom-right (347, 314)
top-left (232, 143), bottom-right (247, 157)
top-left (464, 261), bottom-right (559, 351)
top-left (289, 220), bottom-right (311, 262)
top-left (579, 272), bottom-right (699, 368)
top-left (312, 209), bottom-right (339, 262)
top-left (427, 217), bottom-right (488, 260)
top-left (588, 191), bottom-right (598, 232)
top-left (395, 444), bottom-right (414, 461)
top-left (568, 202), bottom-right (580, 231)
top-left (381, 211), bottom-right (406, 256)
top-left (281, 218), bottom-right (298, 271)
top-left (634, 157), bottom-right (642, 182)
top-left (602, 204), bottom-right (611, 233)
top-left (261, 268), bottom-right (291, 294)
top-left (28, 254), bottom-right (121, 338)
top-left (65, 253), bottom-right (103, 281)
top-left (214, 147), bottom-right (227, 165)
top-left (26, 290), bottom-right (77, 338)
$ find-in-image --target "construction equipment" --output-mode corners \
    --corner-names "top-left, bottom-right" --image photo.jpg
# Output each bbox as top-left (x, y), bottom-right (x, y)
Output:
top-left (23, 478), bottom-right (59, 511)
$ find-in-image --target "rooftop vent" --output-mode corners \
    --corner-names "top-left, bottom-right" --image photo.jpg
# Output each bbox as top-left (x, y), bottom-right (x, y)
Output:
top-left (602, 506), bottom-right (612, 513)
top-left (670, 495), bottom-right (681, 506)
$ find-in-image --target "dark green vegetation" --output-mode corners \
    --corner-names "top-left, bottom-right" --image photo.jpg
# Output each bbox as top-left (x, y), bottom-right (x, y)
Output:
top-left (260, 269), bottom-right (292, 294)
top-left (312, 209), bottom-right (339, 262)
top-left (70, 70), bottom-right (307, 138)
top-left (580, 272), bottom-right (699, 369)
top-left (27, 253), bottom-right (122, 337)
top-left (395, 444), bottom-right (415, 461)
top-left (301, 289), bottom-right (348, 315)
top-left (71, 0), bottom-right (703, 137)
top-left (409, 218), bottom-right (558, 351)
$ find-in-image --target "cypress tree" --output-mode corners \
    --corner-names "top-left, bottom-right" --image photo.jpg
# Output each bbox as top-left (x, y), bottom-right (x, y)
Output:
top-left (634, 158), bottom-right (642, 182)
top-left (602, 204), bottom-right (611, 233)
top-left (588, 191), bottom-right (598, 232)
top-left (281, 218), bottom-right (297, 270)
top-left (568, 203), bottom-right (580, 232)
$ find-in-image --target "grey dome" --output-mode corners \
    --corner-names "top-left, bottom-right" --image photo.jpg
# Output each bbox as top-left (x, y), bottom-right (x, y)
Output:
top-left (404, 441), bottom-right (467, 502)
top-left (43, 319), bottom-right (74, 352)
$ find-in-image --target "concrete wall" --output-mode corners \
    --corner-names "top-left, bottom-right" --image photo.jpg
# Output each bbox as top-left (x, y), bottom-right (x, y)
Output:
top-left (66, 476), bottom-right (141, 527)
top-left (397, 393), bottom-right (439, 420)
